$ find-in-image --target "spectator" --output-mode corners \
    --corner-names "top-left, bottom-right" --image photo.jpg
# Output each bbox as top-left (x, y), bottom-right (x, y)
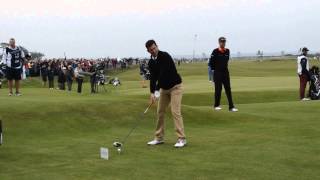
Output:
top-left (66, 65), bottom-right (74, 92)
top-left (297, 47), bottom-right (310, 101)
top-left (58, 67), bottom-right (66, 90)
top-left (1, 38), bottom-right (25, 96)
top-left (89, 63), bottom-right (97, 93)
top-left (25, 63), bottom-right (30, 79)
top-left (139, 60), bottom-right (148, 88)
top-left (74, 63), bottom-right (84, 93)
top-left (40, 60), bottom-right (48, 87)
top-left (47, 61), bottom-right (55, 89)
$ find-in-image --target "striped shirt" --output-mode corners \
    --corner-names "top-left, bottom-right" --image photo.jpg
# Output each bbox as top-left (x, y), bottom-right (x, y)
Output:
top-left (1, 46), bottom-right (25, 69)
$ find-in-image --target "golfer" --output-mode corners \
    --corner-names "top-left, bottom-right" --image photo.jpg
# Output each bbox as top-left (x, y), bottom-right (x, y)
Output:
top-left (145, 40), bottom-right (187, 148)
top-left (1, 38), bottom-right (25, 96)
top-left (297, 47), bottom-right (310, 101)
top-left (209, 37), bottom-right (238, 112)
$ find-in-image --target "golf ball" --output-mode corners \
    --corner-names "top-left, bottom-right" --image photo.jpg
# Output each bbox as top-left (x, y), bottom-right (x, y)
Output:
top-left (117, 148), bottom-right (121, 152)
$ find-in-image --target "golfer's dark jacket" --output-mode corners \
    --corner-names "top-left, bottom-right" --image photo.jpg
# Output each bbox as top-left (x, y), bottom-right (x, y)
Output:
top-left (148, 51), bottom-right (182, 93)
top-left (209, 48), bottom-right (230, 72)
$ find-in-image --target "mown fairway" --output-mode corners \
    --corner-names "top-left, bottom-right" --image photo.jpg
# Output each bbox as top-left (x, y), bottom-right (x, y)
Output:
top-left (0, 60), bottom-right (319, 180)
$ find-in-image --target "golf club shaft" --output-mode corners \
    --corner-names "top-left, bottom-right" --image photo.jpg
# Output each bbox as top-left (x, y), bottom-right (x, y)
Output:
top-left (144, 102), bottom-right (154, 114)
top-left (121, 102), bottom-right (154, 145)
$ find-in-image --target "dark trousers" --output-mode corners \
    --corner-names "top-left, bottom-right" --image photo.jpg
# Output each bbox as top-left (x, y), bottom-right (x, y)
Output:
top-left (299, 74), bottom-right (309, 99)
top-left (214, 71), bottom-right (235, 109)
top-left (77, 78), bottom-right (83, 93)
top-left (58, 82), bottom-right (65, 90)
top-left (49, 79), bottom-right (54, 88)
top-left (90, 75), bottom-right (96, 93)
top-left (67, 81), bottom-right (73, 91)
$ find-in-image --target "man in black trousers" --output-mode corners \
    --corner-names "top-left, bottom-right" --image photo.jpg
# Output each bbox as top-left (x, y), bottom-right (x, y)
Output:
top-left (209, 37), bottom-right (238, 112)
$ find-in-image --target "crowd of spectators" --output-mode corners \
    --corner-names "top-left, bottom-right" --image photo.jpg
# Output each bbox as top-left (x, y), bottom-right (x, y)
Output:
top-left (23, 58), bottom-right (138, 93)
top-left (26, 58), bottom-right (138, 77)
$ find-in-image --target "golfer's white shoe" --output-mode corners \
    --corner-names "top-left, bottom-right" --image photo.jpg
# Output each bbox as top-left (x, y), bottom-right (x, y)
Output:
top-left (302, 98), bottom-right (311, 101)
top-left (174, 139), bottom-right (187, 148)
top-left (214, 106), bottom-right (222, 111)
top-left (147, 139), bottom-right (164, 146)
top-left (230, 108), bottom-right (239, 112)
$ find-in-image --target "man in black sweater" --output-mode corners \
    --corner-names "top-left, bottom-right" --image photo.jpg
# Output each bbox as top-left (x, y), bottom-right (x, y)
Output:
top-left (146, 40), bottom-right (187, 148)
top-left (209, 37), bottom-right (238, 112)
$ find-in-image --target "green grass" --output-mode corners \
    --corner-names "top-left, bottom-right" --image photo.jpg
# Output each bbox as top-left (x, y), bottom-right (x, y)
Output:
top-left (0, 60), bottom-right (320, 180)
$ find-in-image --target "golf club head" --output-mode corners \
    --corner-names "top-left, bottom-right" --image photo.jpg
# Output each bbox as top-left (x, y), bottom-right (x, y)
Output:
top-left (113, 142), bottom-right (123, 148)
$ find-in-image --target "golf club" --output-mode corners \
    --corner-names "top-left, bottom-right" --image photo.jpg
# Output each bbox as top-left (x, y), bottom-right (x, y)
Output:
top-left (113, 102), bottom-right (154, 154)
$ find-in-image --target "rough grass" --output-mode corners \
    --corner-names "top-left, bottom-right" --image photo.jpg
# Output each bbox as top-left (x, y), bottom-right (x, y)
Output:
top-left (0, 60), bottom-right (320, 180)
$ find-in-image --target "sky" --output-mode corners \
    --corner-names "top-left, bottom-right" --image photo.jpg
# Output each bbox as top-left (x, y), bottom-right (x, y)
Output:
top-left (0, 0), bottom-right (319, 58)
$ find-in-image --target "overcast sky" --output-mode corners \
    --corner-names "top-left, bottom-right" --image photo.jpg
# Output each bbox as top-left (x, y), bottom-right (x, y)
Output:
top-left (0, 0), bottom-right (319, 58)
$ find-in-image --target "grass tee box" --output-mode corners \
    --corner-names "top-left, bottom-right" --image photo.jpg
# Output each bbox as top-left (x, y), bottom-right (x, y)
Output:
top-left (0, 60), bottom-right (320, 180)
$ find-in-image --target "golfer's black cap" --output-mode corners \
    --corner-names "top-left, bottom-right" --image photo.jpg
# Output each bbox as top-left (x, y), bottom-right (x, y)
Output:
top-left (302, 47), bottom-right (309, 52)
top-left (219, 37), bottom-right (226, 42)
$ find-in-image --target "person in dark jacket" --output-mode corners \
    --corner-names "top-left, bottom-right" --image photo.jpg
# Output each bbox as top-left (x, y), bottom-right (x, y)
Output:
top-left (74, 63), bottom-right (84, 93)
top-left (40, 61), bottom-right (48, 87)
top-left (209, 37), bottom-right (238, 112)
top-left (66, 65), bottom-right (74, 92)
top-left (89, 63), bottom-right (97, 93)
top-left (57, 66), bottom-right (66, 90)
top-left (145, 40), bottom-right (187, 148)
top-left (139, 60), bottom-right (148, 88)
top-left (297, 47), bottom-right (310, 101)
top-left (47, 61), bottom-right (55, 89)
